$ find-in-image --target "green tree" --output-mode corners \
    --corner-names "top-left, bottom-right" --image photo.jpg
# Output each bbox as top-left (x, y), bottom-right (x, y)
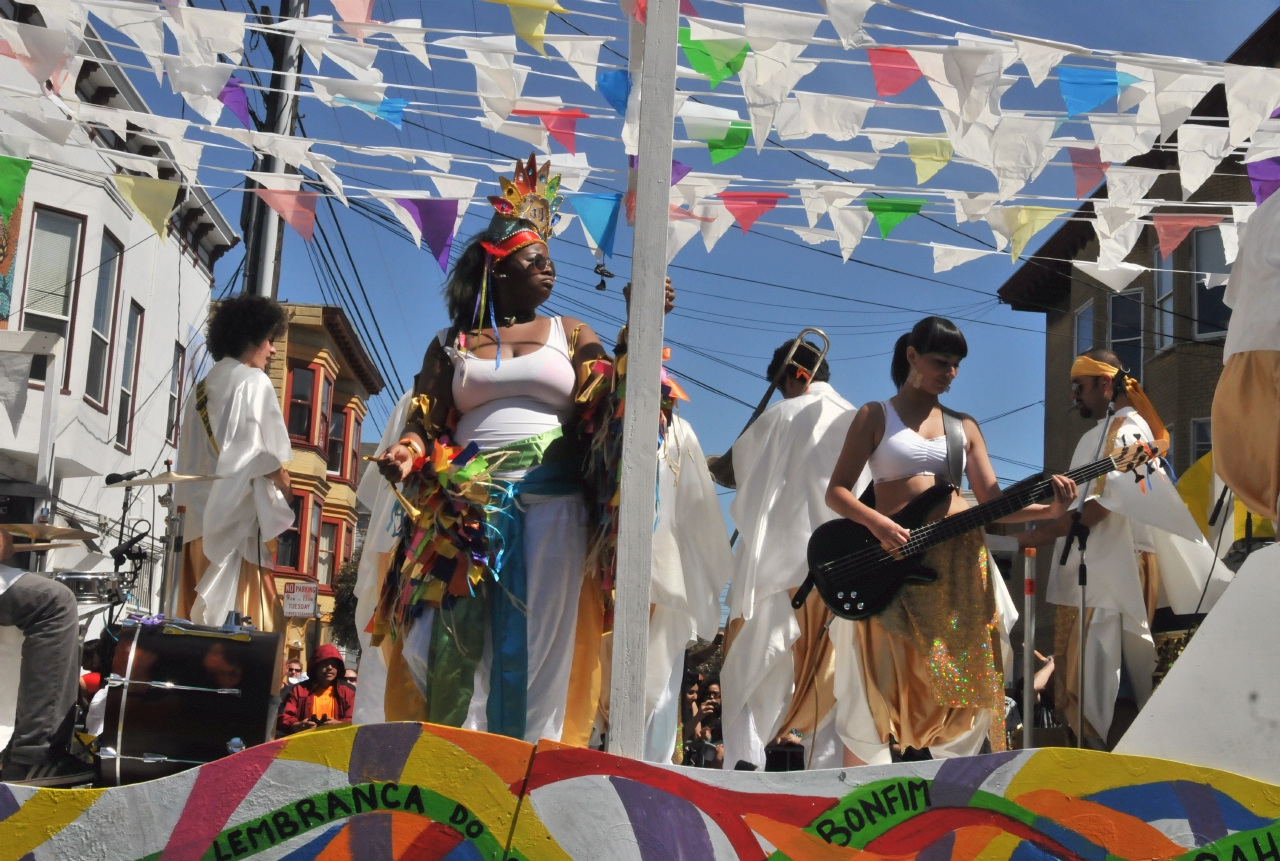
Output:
top-left (329, 547), bottom-right (361, 652)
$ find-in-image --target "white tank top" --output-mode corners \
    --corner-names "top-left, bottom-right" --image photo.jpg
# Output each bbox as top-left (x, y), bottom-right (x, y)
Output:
top-left (867, 400), bottom-right (965, 484)
top-left (448, 316), bottom-right (577, 454)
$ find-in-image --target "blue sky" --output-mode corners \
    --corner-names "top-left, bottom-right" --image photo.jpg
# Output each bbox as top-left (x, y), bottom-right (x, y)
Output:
top-left (98, 0), bottom-right (1280, 485)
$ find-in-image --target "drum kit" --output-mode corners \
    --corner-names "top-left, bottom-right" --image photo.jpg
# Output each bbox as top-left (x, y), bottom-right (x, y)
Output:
top-left (3, 467), bottom-right (285, 787)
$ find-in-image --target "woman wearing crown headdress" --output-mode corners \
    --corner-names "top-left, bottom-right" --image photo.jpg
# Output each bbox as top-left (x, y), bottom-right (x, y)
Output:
top-left (372, 155), bottom-right (673, 744)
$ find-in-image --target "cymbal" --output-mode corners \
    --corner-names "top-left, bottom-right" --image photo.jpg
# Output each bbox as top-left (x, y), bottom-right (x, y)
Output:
top-left (112, 471), bottom-right (222, 488)
top-left (0, 524), bottom-right (97, 541)
top-left (8, 542), bottom-right (78, 553)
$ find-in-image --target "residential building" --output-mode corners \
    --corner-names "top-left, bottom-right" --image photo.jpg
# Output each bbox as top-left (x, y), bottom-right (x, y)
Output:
top-left (269, 304), bottom-right (384, 668)
top-left (0, 8), bottom-right (236, 608)
top-left (994, 12), bottom-right (1279, 681)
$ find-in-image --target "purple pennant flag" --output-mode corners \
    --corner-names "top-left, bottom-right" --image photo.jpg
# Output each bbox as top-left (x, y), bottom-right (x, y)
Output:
top-left (626, 155), bottom-right (694, 186)
top-left (395, 198), bottom-right (460, 271)
top-left (218, 77), bottom-right (252, 129)
top-left (1248, 157), bottom-right (1280, 206)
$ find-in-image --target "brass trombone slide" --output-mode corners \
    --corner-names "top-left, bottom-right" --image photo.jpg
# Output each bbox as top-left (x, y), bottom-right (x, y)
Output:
top-left (707, 327), bottom-right (830, 492)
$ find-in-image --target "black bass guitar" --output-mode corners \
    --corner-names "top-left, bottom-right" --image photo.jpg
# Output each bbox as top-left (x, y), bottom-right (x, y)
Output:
top-left (795, 438), bottom-right (1166, 621)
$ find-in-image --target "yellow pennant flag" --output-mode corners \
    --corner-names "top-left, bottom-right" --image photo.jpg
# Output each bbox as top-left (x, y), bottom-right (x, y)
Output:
top-left (483, 0), bottom-right (565, 56)
top-left (906, 137), bottom-right (953, 184)
top-left (113, 176), bottom-right (181, 238)
top-left (1010, 206), bottom-right (1069, 260)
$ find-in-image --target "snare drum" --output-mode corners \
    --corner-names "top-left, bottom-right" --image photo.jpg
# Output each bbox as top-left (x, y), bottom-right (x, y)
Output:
top-left (54, 572), bottom-right (122, 605)
top-left (99, 621), bottom-right (283, 785)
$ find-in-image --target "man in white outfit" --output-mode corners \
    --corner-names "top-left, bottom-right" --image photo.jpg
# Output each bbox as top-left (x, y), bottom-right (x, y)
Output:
top-left (719, 341), bottom-right (863, 770)
top-left (175, 294), bottom-right (296, 632)
top-left (1019, 347), bottom-right (1217, 747)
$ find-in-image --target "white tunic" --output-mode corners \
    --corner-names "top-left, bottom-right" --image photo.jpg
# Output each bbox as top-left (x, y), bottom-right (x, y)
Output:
top-left (1224, 188), bottom-right (1280, 359)
top-left (720, 382), bottom-right (861, 770)
top-left (1046, 406), bottom-right (1221, 738)
top-left (174, 357), bottom-right (295, 626)
top-left (644, 416), bottom-right (734, 762)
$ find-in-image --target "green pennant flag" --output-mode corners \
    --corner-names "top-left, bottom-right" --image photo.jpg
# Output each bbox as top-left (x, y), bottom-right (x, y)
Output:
top-left (678, 27), bottom-right (749, 88)
top-left (865, 197), bottom-right (926, 238)
top-left (708, 121), bottom-right (752, 164)
top-left (0, 156), bottom-right (32, 220)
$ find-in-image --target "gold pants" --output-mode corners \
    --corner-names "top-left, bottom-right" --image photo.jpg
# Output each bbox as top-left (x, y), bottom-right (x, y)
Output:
top-left (1212, 350), bottom-right (1280, 522)
top-left (1055, 551), bottom-right (1161, 741)
top-left (178, 537), bottom-right (283, 633)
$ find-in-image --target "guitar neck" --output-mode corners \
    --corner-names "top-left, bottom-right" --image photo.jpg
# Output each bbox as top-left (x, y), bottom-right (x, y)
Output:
top-left (899, 457), bottom-right (1116, 557)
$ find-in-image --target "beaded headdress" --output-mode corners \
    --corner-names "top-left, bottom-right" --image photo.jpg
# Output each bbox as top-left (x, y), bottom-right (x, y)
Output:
top-left (481, 153), bottom-right (563, 259)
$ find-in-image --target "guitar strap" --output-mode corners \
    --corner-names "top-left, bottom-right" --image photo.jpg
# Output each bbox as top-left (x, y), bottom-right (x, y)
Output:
top-left (941, 406), bottom-right (964, 488)
top-left (195, 379), bottom-right (219, 455)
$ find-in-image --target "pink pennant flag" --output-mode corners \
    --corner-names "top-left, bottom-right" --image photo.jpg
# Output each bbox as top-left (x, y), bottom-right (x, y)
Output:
top-left (255, 189), bottom-right (318, 242)
top-left (1153, 213), bottom-right (1224, 259)
top-left (632, 0), bottom-right (699, 24)
top-left (511, 108), bottom-right (590, 155)
top-left (1066, 146), bottom-right (1109, 200)
top-left (865, 47), bottom-right (922, 98)
top-left (717, 191), bottom-right (789, 233)
top-left (331, 0), bottom-right (374, 40)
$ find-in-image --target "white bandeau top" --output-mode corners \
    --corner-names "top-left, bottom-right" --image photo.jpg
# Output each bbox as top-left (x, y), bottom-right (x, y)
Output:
top-left (447, 316), bottom-right (577, 460)
top-left (867, 400), bottom-right (965, 484)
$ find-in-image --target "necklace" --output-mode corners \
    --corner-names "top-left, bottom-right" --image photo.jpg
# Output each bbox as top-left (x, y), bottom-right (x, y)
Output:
top-left (497, 311), bottom-right (536, 327)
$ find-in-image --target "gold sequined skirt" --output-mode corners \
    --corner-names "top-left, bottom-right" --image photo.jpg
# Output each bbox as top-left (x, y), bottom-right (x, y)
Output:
top-left (855, 529), bottom-right (1005, 751)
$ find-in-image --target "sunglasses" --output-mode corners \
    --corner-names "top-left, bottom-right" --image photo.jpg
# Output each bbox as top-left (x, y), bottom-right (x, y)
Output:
top-left (522, 253), bottom-right (555, 274)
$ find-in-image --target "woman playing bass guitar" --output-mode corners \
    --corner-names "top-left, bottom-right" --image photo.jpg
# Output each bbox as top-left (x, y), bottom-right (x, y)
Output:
top-left (824, 316), bottom-right (1077, 765)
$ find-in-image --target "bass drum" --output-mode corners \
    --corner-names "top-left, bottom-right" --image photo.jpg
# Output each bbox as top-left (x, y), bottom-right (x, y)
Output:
top-left (99, 621), bottom-right (283, 785)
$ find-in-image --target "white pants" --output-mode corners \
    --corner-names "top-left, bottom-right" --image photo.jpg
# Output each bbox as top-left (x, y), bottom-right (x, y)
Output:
top-left (464, 495), bottom-right (588, 743)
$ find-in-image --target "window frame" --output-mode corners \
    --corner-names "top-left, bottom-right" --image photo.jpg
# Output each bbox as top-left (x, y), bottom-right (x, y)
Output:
top-left (166, 342), bottom-right (186, 446)
top-left (114, 301), bottom-right (145, 453)
top-left (1153, 245), bottom-right (1175, 353)
top-left (83, 228), bottom-right (123, 411)
top-left (283, 362), bottom-right (335, 451)
top-left (20, 204), bottom-right (87, 393)
top-left (1191, 417), bottom-right (1213, 465)
top-left (1074, 299), bottom-right (1094, 357)
top-left (273, 493), bottom-right (307, 574)
top-left (316, 517), bottom-right (341, 589)
top-left (1108, 289), bottom-right (1143, 383)
top-left (1192, 226), bottom-right (1231, 341)
top-left (326, 406), bottom-right (348, 478)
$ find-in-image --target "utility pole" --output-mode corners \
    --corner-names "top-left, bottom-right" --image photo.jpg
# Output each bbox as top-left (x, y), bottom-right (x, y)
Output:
top-left (607, 0), bottom-right (679, 759)
top-left (240, 0), bottom-right (308, 298)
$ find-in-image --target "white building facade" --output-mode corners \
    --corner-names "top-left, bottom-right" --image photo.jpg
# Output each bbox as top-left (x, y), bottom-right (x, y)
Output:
top-left (0, 11), bottom-right (236, 609)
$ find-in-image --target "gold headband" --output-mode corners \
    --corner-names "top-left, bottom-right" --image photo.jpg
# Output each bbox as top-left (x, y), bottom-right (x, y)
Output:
top-left (1071, 355), bottom-right (1168, 443)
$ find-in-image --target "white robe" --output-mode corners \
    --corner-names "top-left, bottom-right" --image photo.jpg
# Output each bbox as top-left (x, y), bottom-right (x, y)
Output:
top-left (1046, 406), bottom-right (1220, 739)
top-left (174, 357), bottom-right (295, 627)
top-left (720, 381), bottom-right (859, 770)
top-left (644, 416), bottom-right (734, 762)
top-left (351, 392), bottom-right (413, 725)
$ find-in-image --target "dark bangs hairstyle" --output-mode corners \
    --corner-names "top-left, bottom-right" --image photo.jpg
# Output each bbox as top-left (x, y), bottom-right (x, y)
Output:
top-left (890, 316), bottom-right (968, 388)
top-left (207, 294), bottom-right (287, 361)
top-left (766, 339), bottom-right (830, 384)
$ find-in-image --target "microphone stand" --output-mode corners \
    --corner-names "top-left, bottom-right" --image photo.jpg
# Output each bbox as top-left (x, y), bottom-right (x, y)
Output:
top-left (1060, 399), bottom-right (1114, 748)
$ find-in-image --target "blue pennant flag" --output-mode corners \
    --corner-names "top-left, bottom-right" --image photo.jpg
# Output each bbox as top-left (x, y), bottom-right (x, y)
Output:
top-left (597, 69), bottom-right (631, 117)
top-left (1058, 67), bottom-right (1133, 118)
top-left (570, 193), bottom-right (622, 259)
top-left (376, 98), bottom-right (407, 128)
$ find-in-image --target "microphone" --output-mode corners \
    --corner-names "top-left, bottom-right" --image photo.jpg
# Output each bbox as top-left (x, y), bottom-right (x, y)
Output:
top-left (109, 529), bottom-right (150, 565)
top-left (106, 469), bottom-right (148, 485)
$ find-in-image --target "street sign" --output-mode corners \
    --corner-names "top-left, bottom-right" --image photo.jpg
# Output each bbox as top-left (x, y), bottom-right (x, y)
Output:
top-left (282, 581), bottom-right (318, 617)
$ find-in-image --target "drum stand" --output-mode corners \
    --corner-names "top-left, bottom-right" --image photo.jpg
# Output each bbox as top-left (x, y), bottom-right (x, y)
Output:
top-left (156, 460), bottom-right (185, 619)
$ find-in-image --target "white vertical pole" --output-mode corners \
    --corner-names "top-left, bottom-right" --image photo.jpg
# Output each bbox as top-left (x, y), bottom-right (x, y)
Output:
top-left (607, 0), bottom-right (679, 760)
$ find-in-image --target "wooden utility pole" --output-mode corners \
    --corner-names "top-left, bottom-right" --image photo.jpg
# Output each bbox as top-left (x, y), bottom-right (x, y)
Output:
top-left (240, 0), bottom-right (308, 298)
top-left (607, 0), bottom-right (679, 759)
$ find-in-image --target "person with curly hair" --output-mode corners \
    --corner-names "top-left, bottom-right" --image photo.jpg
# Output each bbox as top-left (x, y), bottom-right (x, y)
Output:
top-left (175, 294), bottom-right (295, 632)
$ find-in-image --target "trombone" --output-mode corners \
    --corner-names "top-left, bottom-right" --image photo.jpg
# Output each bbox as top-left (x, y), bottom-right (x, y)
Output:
top-left (706, 327), bottom-right (830, 491)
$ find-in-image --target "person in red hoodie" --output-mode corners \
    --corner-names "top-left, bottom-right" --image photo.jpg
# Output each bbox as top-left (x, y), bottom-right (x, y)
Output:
top-left (278, 644), bottom-right (354, 735)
